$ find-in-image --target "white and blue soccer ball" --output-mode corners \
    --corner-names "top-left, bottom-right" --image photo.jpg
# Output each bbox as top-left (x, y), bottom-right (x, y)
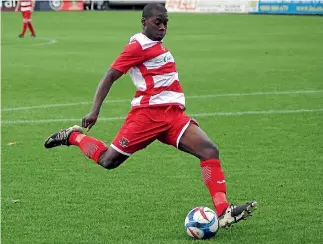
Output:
top-left (184, 206), bottom-right (219, 239)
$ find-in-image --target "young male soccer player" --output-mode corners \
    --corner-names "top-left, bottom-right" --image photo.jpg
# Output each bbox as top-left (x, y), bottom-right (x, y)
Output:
top-left (15, 0), bottom-right (36, 38)
top-left (44, 3), bottom-right (257, 228)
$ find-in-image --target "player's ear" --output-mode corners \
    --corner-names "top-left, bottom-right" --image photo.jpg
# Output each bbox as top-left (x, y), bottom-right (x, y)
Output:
top-left (141, 17), bottom-right (146, 27)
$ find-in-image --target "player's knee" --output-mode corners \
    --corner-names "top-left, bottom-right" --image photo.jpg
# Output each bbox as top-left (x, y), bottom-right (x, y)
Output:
top-left (99, 159), bottom-right (119, 169)
top-left (99, 158), bottom-right (120, 170)
top-left (98, 148), bottom-right (128, 170)
top-left (200, 143), bottom-right (219, 161)
top-left (98, 151), bottom-right (124, 170)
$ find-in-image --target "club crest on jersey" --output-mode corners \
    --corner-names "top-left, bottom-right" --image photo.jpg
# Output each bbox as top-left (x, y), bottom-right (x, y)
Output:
top-left (119, 137), bottom-right (129, 148)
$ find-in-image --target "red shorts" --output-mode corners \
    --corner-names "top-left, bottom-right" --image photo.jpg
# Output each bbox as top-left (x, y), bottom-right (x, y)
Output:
top-left (22, 11), bottom-right (31, 19)
top-left (111, 105), bottom-right (198, 156)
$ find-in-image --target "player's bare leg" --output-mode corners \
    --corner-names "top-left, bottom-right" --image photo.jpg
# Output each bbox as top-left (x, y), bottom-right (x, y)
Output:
top-left (178, 123), bottom-right (257, 228)
top-left (44, 125), bottom-right (128, 169)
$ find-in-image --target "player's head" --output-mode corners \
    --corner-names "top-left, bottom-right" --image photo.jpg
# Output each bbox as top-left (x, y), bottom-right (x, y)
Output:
top-left (142, 3), bottom-right (168, 41)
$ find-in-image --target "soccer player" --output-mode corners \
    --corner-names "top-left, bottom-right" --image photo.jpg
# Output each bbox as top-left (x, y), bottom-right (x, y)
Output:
top-left (44, 3), bottom-right (257, 228)
top-left (15, 0), bottom-right (36, 38)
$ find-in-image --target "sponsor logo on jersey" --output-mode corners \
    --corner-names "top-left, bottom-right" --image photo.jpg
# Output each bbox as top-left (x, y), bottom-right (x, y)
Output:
top-left (163, 54), bottom-right (172, 63)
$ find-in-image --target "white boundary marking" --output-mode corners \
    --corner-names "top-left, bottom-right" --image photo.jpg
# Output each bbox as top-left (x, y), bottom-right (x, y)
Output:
top-left (32, 37), bottom-right (57, 46)
top-left (2, 108), bottom-right (323, 125)
top-left (2, 90), bottom-right (323, 112)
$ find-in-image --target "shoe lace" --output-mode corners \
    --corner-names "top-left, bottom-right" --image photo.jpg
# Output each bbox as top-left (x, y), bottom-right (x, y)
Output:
top-left (56, 130), bottom-right (68, 141)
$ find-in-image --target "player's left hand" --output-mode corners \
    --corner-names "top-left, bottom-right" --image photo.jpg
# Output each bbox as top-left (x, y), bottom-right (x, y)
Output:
top-left (82, 111), bottom-right (98, 132)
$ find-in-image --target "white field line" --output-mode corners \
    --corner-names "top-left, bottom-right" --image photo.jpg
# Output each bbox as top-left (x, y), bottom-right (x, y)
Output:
top-left (2, 90), bottom-right (323, 112)
top-left (32, 37), bottom-right (57, 46)
top-left (2, 108), bottom-right (323, 125)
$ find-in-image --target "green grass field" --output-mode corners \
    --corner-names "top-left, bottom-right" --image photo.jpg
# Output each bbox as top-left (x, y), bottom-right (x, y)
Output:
top-left (2, 11), bottom-right (323, 244)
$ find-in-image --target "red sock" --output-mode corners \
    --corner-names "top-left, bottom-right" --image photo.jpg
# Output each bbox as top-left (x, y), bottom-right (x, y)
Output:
top-left (200, 159), bottom-right (230, 216)
top-left (27, 22), bottom-right (35, 35)
top-left (69, 132), bottom-right (108, 163)
top-left (21, 23), bottom-right (28, 35)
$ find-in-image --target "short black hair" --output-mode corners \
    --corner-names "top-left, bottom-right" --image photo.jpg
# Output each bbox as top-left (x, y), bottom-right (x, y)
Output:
top-left (142, 3), bottom-right (167, 18)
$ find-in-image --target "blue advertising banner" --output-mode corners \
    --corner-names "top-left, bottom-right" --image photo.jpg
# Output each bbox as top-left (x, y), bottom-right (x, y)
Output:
top-left (258, 0), bottom-right (323, 15)
top-left (35, 0), bottom-right (84, 11)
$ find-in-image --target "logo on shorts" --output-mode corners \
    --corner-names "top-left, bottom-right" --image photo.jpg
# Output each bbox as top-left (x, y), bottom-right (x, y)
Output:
top-left (119, 137), bottom-right (129, 148)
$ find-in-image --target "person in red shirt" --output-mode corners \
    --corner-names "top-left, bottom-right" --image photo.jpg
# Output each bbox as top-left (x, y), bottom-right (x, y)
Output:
top-left (15, 0), bottom-right (36, 38)
top-left (44, 3), bottom-right (256, 228)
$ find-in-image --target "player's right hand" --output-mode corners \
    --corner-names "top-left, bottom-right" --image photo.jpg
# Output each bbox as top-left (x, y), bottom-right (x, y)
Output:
top-left (82, 111), bottom-right (98, 132)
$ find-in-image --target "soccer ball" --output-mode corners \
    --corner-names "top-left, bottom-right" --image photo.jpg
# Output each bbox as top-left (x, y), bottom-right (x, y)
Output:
top-left (184, 206), bottom-right (219, 239)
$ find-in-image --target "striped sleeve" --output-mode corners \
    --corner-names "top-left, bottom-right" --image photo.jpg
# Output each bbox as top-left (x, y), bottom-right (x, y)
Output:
top-left (111, 41), bottom-right (145, 73)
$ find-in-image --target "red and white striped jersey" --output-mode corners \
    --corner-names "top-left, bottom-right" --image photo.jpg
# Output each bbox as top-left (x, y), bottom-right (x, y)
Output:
top-left (111, 33), bottom-right (185, 110)
top-left (20, 0), bottom-right (32, 12)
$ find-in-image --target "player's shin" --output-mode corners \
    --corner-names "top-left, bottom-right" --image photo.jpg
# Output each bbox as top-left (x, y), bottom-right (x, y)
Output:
top-left (27, 22), bottom-right (35, 36)
top-left (21, 22), bottom-right (28, 36)
top-left (200, 159), bottom-right (230, 216)
top-left (69, 132), bottom-right (108, 163)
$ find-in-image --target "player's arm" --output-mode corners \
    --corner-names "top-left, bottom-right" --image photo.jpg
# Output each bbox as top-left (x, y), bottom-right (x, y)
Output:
top-left (82, 68), bottom-right (122, 131)
top-left (90, 68), bottom-right (123, 115)
top-left (82, 41), bottom-right (145, 131)
top-left (90, 41), bottom-right (143, 114)
top-left (15, 0), bottom-right (21, 12)
top-left (31, 0), bottom-right (35, 12)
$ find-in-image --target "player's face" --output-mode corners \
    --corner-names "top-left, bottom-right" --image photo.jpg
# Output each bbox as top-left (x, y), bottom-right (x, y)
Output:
top-left (142, 11), bottom-right (168, 41)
